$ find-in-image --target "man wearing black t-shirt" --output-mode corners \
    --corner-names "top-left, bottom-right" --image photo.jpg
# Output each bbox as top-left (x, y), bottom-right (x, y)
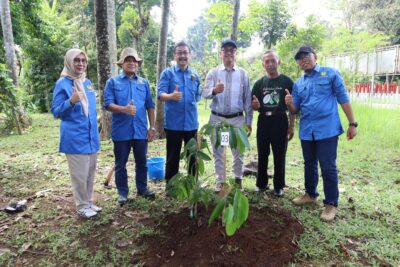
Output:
top-left (251, 50), bottom-right (295, 197)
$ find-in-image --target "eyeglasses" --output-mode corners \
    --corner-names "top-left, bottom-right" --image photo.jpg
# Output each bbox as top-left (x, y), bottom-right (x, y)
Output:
top-left (175, 51), bottom-right (190, 56)
top-left (221, 48), bottom-right (237, 54)
top-left (73, 58), bottom-right (87, 64)
top-left (296, 53), bottom-right (312, 61)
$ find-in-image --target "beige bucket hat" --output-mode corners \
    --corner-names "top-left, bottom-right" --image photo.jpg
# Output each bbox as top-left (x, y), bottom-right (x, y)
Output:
top-left (116, 47), bottom-right (143, 67)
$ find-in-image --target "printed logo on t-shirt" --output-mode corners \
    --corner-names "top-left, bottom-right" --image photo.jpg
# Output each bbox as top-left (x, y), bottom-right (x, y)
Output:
top-left (262, 87), bottom-right (282, 108)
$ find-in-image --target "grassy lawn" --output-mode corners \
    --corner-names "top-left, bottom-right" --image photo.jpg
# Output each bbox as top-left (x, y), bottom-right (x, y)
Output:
top-left (0, 100), bottom-right (399, 266)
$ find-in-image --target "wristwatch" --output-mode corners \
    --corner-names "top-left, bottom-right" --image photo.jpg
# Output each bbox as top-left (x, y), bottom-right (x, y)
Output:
top-left (349, 122), bottom-right (358, 128)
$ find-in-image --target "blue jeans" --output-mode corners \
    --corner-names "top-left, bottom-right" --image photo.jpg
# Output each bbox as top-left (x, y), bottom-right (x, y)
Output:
top-left (113, 139), bottom-right (148, 197)
top-left (301, 136), bottom-right (339, 207)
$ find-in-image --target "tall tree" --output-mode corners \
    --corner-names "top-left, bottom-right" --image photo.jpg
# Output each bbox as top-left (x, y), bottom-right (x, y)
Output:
top-left (94, 0), bottom-right (116, 139)
top-left (0, 0), bottom-right (22, 134)
top-left (155, 0), bottom-right (170, 137)
top-left (231, 0), bottom-right (240, 41)
top-left (246, 0), bottom-right (290, 48)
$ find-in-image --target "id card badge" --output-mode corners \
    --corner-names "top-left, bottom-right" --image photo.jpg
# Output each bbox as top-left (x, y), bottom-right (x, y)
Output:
top-left (221, 131), bottom-right (229, 146)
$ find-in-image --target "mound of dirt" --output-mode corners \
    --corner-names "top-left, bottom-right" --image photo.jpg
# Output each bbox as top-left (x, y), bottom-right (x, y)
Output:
top-left (136, 205), bottom-right (304, 267)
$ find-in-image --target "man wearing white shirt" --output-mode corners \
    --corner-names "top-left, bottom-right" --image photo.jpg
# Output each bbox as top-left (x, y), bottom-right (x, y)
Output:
top-left (203, 39), bottom-right (253, 192)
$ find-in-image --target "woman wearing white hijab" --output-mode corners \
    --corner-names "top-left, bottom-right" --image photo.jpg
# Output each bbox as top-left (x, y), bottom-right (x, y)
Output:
top-left (51, 49), bottom-right (100, 218)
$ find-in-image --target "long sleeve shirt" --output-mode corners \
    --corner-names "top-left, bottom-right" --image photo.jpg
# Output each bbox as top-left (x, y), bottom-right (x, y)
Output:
top-left (203, 65), bottom-right (253, 126)
top-left (51, 77), bottom-right (100, 154)
top-left (157, 65), bottom-right (201, 131)
top-left (104, 72), bottom-right (155, 141)
top-left (292, 64), bottom-right (350, 141)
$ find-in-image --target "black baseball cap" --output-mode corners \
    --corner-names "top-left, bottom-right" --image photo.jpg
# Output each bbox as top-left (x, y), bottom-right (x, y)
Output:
top-left (221, 39), bottom-right (237, 49)
top-left (294, 45), bottom-right (316, 60)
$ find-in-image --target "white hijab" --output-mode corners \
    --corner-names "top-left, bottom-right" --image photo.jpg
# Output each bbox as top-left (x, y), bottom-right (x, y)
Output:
top-left (60, 49), bottom-right (89, 117)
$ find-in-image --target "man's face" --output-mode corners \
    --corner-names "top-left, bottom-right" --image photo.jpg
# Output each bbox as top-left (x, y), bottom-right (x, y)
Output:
top-left (296, 52), bottom-right (317, 71)
top-left (220, 45), bottom-right (237, 65)
top-left (122, 56), bottom-right (139, 75)
top-left (174, 45), bottom-right (191, 69)
top-left (262, 52), bottom-right (280, 75)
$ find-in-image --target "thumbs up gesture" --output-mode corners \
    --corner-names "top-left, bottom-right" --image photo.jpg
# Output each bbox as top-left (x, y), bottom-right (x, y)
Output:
top-left (252, 95), bottom-right (260, 110)
top-left (284, 89), bottom-right (293, 105)
top-left (213, 79), bottom-right (224, 94)
top-left (70, 86), bottom-right (83, 104)
top-left (125, 99), bottom-right (136, 116)
top-left (170, 84), bottom-right (182, 101)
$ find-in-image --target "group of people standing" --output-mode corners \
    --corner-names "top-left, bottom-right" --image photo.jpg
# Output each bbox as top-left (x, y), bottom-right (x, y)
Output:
top-left (51, 40), bottom-right (357, 222)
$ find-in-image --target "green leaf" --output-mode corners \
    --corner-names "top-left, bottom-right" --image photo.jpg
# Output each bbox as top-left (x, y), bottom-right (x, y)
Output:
top-left (229, 127), bottom-right (237, 149)
top-left (208, 198), bottom-right (225, 225)
top-left (224, 204), bottom-right (236, 236)
top-left (196, 150), bottom-right (212, 161)
top-left (237, 127), bottom-right (250, 149)
top-left (198, 159), bottom-right (205, 176)
top-left (236, 191), bottom-right (249, 223)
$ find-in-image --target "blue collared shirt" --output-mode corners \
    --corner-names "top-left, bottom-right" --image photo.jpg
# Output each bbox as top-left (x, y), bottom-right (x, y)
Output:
top-left (104, 72), bottom-right (155, 141)
top-left (292, 65), bottom-right (350, 141)
top-left (51, 77), bottom-right (100, 154)
top-left (157, 65), bottom-right (201, 131)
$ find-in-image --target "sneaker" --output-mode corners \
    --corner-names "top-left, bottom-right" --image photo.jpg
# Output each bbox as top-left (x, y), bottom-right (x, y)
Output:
top-left (320, 204), bottom-right (338, 222)
top-left (254, 185), bottom-right (269, 193)
top-left (292, 193), bottom-right (318, 206)
top-left (118, 195), bottom-right (128, 206)
top-left (90, 204), bottom-right (102, 212)
top-left (215, 182), bottom-right (224, 193)
top-left (137, 189), bottom-right (155, 200)
top-left (77, 208), bottom-right (97, 218)
top-left (274, 188), bottom-right (284, 197)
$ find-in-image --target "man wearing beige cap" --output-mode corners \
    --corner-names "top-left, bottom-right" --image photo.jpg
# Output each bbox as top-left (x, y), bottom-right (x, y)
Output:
top-left (104, 47), bottom-right (156, 205)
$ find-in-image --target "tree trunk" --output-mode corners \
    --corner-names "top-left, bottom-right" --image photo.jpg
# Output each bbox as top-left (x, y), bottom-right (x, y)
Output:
top-left (0, 0), bottom-right (22, 134)
top-left (95, 0), bottom-right (116, 140)
top-left (155, 0), bottom-right (170, 138)
top-left (230, 0), bottom-right (240, 41)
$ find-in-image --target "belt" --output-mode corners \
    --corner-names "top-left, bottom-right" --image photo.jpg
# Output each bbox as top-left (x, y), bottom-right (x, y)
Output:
top-left (211, 111), bottom-right (243, 118)
top-left (261, 111), bottom-right (287, 116)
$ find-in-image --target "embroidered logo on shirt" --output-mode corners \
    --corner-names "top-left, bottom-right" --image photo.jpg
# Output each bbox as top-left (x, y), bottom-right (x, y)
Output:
top-left (87, 85), bottom-right (94, 91)
top-left (320, 71), bottom-right (327, 77)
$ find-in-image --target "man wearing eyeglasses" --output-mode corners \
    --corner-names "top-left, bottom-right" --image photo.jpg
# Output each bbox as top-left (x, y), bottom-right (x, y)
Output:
top-left (158, 41), bottom-right (201, 190)
top-left (203, 39), bottom-right (253, 192)
top-left (285, 45), bottom-right (357, 222)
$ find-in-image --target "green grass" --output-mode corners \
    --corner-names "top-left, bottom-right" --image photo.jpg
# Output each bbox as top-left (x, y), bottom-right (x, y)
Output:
top-left (0, 101), bottom-right (399, 266)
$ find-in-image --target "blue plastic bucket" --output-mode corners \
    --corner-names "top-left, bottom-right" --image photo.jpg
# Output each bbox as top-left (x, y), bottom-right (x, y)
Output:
top-left (147, 157), bottom-right (165, 180)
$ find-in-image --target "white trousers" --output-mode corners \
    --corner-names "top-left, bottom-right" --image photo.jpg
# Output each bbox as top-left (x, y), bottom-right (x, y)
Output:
top-left (66, 153), bottom-right (97, 210)
top-left (209, 114), bottom-right (245, 184)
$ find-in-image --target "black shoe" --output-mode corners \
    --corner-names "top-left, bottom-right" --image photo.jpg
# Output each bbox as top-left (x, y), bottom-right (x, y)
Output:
top-left (254, 185), bottom-right (270, 193)
top-left (137, 189), bottom-right (155, 200)
top-left (274, 188), bottom-right (284, 197)
top-left (118, 195), bottom-right (128, 206)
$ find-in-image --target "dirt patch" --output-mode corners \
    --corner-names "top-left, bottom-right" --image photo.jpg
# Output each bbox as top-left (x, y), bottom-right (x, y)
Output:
top-left (137, 205), bottom-right (304, 267)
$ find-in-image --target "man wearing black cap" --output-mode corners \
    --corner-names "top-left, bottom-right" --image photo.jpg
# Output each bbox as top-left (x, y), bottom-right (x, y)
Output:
top-left (203, 39), bottom-right (253, 192)
top-left (285, 45), bottom-right (357, 222)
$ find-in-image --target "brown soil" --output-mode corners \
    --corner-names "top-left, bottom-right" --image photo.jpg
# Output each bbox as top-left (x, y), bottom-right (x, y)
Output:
top-left (136, 204), bottom-right (304, 267)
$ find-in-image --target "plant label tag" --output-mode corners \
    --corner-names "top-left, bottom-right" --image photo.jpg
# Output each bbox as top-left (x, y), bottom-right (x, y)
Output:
top-left (221, 132), bottom-right (229, 146)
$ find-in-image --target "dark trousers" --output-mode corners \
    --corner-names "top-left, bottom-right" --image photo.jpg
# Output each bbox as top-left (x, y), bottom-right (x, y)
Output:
top-left (165, 129), bottom-right (197, 183)
top-left (256, 113), bottom-right (288, 190)
top-left (301, 135), bottom-right (339, 207)
top-left (113, 139), bottom-right (148, 197)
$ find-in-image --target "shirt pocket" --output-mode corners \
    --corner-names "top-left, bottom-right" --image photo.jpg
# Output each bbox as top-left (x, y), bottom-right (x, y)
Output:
top-left (315, 79), bottom-right (331, 97)
top-left (297, 85), bottom-right (308, 100)
top-left (114, 85), bottom-right (128, 105)
top-left (135, 84), bottom-right (147, 105)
